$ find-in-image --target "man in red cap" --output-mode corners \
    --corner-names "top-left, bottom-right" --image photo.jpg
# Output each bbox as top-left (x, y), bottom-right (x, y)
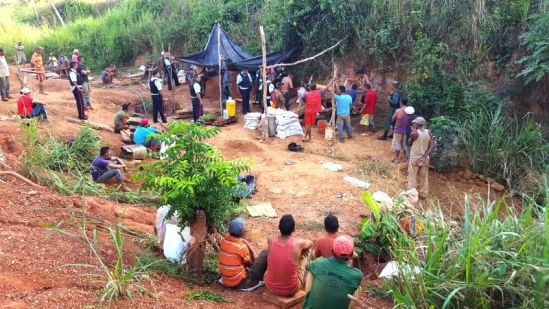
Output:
top-left (134, 118), bottom-right (159, 148)
top-left (303, 235), bottom-right (363, 309)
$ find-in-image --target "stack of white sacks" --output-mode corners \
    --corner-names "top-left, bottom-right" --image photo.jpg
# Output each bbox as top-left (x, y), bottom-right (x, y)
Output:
top-left (244, 112), bottom-right (262, 130)
top-left (275, 110), bottom-right (304, 139)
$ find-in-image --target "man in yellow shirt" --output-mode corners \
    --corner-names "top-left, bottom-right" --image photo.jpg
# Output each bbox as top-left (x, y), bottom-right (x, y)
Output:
top-left (31, 47), bottom-right (46, 94)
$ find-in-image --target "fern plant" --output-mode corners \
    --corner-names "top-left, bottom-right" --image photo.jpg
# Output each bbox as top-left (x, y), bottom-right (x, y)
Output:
top-left (138, 121), bottom-right (250, 228)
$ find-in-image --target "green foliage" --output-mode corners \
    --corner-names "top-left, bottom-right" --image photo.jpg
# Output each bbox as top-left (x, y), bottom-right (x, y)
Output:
top-left (185, 291), bottom-right (230, 303)
top-left (517, 12), bottom-right (549, 84)
top-left (385, 196), bottom-right (549, 308)
top-left (138, 121), bottom-right (250, 228)
top-left (458, 106), bottom-right (548, 195)
top-left (51, 219), bottom-right (158, 306)
top-left (429, 116), bottom-right (460, 172)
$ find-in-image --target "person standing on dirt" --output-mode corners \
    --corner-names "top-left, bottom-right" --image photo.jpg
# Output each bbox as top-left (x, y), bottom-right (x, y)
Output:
top-left (31, 47), bottom-right (46, 95)
top-left (162, 52), bottom-right (175, 91)
top-left (378, 80), bottom-right (402, 140)
top-left (71, 49), bottom-right (79, 63)
top-left (391, 97), bottom-right (410, 163)
top-left (170, 56), bottom-right (181, 87)
top-left (68, 61), bottom-right (87, 120)
top-left (258, 77), bottom-right (275, 113)
top-left (407, 117), bottom-right (434, 198)
top-left (77, 56), bottom-right (93, 110)
top-left (270, 82), bottom-right (284, 109)
top-left (404, 106), bottom-right (417, 159)
top-left (0, 48), bottom-right (12, 102)
top-left (237, 68), bottom-right (253, 114)
top-left (347, 84), bottom-right (358, 103)
top-left (189, 73), bottom-right (203, 123)
top-left (91, 146), bottom-right (129, 191)
top-left (149, 70), bottom-right (167, 124)
top-left (264, 214), bottom-right (314, 297)
top-left (303, 235), bottom-right (363, 309)
top-left (302, 83), bottom-right (323, 142)
top-left (218, 217), bottom-right (268, 290)
top-left (335, 85), bottom-right (353, 143)
top-left (15, 42), bottom-right (26, 64)
top-left (360, 80), bottom-right (377, 135)
top-left (114, 102), bottom-right (131, 133)
top-left (280, 73), bottom-right (294, 111)
top-left (17, 87), bottom-right (48, 121)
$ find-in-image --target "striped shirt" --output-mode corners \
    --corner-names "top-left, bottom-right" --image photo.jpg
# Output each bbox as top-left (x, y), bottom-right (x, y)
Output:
top-left (218, 235), bottom-right (251, 286)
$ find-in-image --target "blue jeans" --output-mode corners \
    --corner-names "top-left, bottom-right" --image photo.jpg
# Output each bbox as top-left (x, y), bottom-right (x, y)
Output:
top-left (96, 169), bottom-right (123, 183)
top-left (337, 115), bottom-right (352, 141)
top-left (30, 103), bottom-right (47, 119)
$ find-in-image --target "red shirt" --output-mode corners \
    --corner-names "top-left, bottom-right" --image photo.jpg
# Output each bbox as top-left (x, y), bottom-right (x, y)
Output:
top-left (265, 237), bottom-right (299, 296)
top-left (305, 90), bottom-right (322, 114)
top-left (314, 233), bottom-right (338, 258)
top-left (362, 89), bottom-right (377, 114)
top-left (17, 96), bottom-right (33, 117)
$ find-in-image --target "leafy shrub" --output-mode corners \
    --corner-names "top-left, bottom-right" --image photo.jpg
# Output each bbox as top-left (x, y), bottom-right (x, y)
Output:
top-left (385, 196), bottom-right (549, 308)
top-left (517, 12), bottom-right (549, 84)
top-left (138, 121), bottom-right (250, 228)
top-left (429, 116), bottom-right (460, 172)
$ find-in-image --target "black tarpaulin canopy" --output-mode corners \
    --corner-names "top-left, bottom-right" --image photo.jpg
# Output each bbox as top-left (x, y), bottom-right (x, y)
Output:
top-left (176, 23), bottom-right (294, 69)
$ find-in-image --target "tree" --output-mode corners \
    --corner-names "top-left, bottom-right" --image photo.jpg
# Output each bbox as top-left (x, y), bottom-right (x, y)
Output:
top-left (516, 13), bottom-right (549, 84)
top-left (138, 121), bottom-right (250, 267)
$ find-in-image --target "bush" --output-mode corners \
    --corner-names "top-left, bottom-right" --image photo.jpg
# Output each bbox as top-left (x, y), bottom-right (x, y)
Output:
top-left (138, 121), bottom-right (250, 228)
top-left (516, 12), bottom-right (549, 84)
top-left (429, 116), bottom-right (460, 172)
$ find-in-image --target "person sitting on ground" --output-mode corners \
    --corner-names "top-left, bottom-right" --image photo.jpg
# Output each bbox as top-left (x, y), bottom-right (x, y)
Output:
top-left (302, 83), bottom-right (323, 142)
top-left (407, 117), bottom-right (434, 198)
top-left (391, 96), bottom-right (410, 163)
top-left (17, 87), bottom-right (48, 121)
top-left (134, 118), bottom-right (159, 149)
top-left (46, 53), bottom-right (58, 68)
top-left (219, 217), bottom-right (268, 290)
top-left (114, 102), bottom-right (131, 133)
top-left (264, 214), bottom-right (314, 296)
top-left (91, 146), bottom-right (129, 191)
top-left (314, 214), bottom-right (339, 258)
top-left (334, 85), bottom-right (353, 143)
top-left (270, 82), bottom-right (284, 109)
top-left (303, 235), bottom-right (363, 309)
top-left (58, 53), bottom-right (69, 77)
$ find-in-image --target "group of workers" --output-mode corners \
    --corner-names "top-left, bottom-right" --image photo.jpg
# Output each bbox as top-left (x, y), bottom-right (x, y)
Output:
top-left (219, 214), bottom-right (361, 309)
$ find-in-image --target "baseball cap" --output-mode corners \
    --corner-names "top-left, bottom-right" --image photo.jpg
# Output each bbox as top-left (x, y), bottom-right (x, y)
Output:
top-left (412, 117), bottom-right (426, 125)
top-left (20, 87), bottom-right (32, 94)
top-left (333, 235), bottom-right (354, 256)
top-left (140, 118), bottom-right (149, 126)
top-left (405, 106), bottom-right (415, 115)
top-left (228, 217), bottom-right (245, 237)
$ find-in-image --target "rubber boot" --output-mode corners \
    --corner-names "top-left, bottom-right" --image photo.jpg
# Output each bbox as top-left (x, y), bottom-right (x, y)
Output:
top-left (377, 131), bottom-right (388, 140)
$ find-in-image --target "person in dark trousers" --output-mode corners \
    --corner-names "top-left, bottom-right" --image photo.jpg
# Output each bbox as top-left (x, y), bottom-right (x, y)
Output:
top-left (162, 52), bottom-right (175, 91)
top-left (91, 146), bottom-right (130, 191)
top-left (68, 61), bottom-right (87, 120)
top-left (378, 80), bottom-right (402, 140)
top-left (237, 68), bottom-right (253, 114)
top-left (189, 73), bottom-right (203, 122)
top-left (149, 71), bottom-right (167, 123)
top-left (170, 56), bottom-right (181, 87)
top-left (77, 55), bottom-right (93, 110)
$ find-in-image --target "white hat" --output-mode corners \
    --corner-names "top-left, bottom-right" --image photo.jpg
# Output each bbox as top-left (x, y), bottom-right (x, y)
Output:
top-left (405, 106), bottom-right (415, 115)
top-left (73, 49), bottom-right (79, 54)
top-left (412, 117), bottom-right (426, 125)
top-left (20, 87), bottom-right (32, 94)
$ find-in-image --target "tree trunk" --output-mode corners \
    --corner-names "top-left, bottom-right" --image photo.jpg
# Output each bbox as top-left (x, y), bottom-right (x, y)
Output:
top-left (187, 210), bottom-right (208, 268)
top-left (49, 0), bottom-right (66, 27)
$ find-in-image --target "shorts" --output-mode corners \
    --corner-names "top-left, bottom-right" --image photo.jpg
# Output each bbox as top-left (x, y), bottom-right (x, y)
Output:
top-left (36, 73), bottom-right (46, 82)
top-left (360, 114), bottom-right (374, 126)
top-left (391, 133), bottom-right (406, 151)
top-left (304, 112), bottom-right (316, 126)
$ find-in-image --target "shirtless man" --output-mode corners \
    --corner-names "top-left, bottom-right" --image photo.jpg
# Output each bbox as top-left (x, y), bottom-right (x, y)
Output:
top-left (280, 72), bottom-right (294, 111)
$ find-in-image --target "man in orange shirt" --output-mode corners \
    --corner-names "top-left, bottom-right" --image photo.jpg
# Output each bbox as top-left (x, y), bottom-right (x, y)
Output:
top-left (218, 217), bottom-right (267, 290)
top-left (31, 47), bottom-right (46, 94)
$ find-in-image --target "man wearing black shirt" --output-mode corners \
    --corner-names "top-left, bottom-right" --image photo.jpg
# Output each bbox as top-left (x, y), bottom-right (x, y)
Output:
top-left (77, 56), bottom-right (93, 110)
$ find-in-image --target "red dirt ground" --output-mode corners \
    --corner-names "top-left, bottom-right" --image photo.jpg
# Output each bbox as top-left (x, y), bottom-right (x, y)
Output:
top-left (0, 67), bottom-right (508, 308)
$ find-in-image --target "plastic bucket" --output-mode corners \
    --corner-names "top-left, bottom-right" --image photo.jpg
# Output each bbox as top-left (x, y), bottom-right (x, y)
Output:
top-left (325, 125), bottom-right (334, 141)
top-left (318, 119), bottom-right (327, 134)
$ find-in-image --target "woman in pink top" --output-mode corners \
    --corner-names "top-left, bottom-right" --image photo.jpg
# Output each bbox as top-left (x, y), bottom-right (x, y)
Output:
top-left (264, 214), bottom-right (314, 296)
top-left (71, 49), bottom-right (79, 63)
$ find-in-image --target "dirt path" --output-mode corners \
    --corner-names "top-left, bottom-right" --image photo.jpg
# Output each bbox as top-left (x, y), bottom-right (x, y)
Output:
top-left (0, 69), bottom-right (498, 308)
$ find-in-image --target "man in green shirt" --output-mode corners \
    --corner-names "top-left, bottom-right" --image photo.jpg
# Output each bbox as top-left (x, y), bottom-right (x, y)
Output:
top-left (303, 235), bottom-right (363, 309)
top-left (114, 102), bottom-right (130, 133)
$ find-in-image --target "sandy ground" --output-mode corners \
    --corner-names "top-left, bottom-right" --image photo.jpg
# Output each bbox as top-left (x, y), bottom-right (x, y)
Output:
top-left (0, 68), bottom-right (505, 308)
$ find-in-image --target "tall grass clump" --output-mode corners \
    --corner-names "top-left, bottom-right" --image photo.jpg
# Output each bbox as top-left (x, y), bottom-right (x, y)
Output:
top-left (384, 195), bottom-right (549, 308)
top-left (459, 106), bottom-right (548, 195)
top-left (19, 121), bottom-right (156, 203)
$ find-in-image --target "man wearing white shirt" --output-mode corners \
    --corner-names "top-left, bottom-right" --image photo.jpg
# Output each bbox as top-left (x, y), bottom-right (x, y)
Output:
top-left (0, 48), bottom-right (12, 102)
top-left (15, 42), bottom-right (26, 64)
top-left (149, 70), bottom-right (167, 123)
top-left (189, 73), bottom-right (203, 122)
top-left (237, 68), bottom-right (253, 114)
top-left (258, 77), bottom-right (274, 113)
top-left (68, 61), bottom-right (87, 120)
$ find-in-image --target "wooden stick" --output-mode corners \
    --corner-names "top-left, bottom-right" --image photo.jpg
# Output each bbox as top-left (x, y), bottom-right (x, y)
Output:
top-left (0, 171), bottom-right (43, 188)
top-left (347, 294), bottom-right (369, 309)
top-left (329, 64), bottom-right (338, 126)
top-left (49, 0), bottom-right (65, 27)
top-left (217, 23), bottom-right (223, 115)
top-left (65, 117), bottom-right (114, 132)
top-left (270, 40), bottom-right (343, 68)
top-left (260, 26), bottom-right (268, 140)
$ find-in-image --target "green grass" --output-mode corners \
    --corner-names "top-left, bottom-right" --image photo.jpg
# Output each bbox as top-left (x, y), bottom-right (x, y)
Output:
top-left (185, 291), bottom-right (230, 303)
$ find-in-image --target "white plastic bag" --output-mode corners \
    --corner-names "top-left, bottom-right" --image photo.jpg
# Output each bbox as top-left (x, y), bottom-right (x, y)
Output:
top-left (163, 224), bottom-right (191, 263)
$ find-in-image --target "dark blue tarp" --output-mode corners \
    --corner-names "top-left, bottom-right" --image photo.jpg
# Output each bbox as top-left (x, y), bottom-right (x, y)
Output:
top-left (176, 23), bottom-right (294, 70)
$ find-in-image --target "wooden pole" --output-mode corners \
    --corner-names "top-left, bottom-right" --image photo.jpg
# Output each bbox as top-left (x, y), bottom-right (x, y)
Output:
top-left (260, 26), bottom-right (268, 140)
top-left (270, 40), bottom-right (343, 69)
top-left (330, 64), bottom-right (338, 126)
top-left (49, 0), bottom-right (65, 27)
top-left (32, 0), bottom-right (40, 23)
top-left (217, 23), bottom-right (223, 114)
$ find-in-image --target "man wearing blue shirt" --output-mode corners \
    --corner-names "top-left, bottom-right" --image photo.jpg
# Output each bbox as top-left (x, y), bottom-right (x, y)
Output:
top-left (134, 118), bottom-right (159, 148)
top-left (346, 84), bottom-right (358, 103)
top-left (335, 85), bottom-right (353, 143)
